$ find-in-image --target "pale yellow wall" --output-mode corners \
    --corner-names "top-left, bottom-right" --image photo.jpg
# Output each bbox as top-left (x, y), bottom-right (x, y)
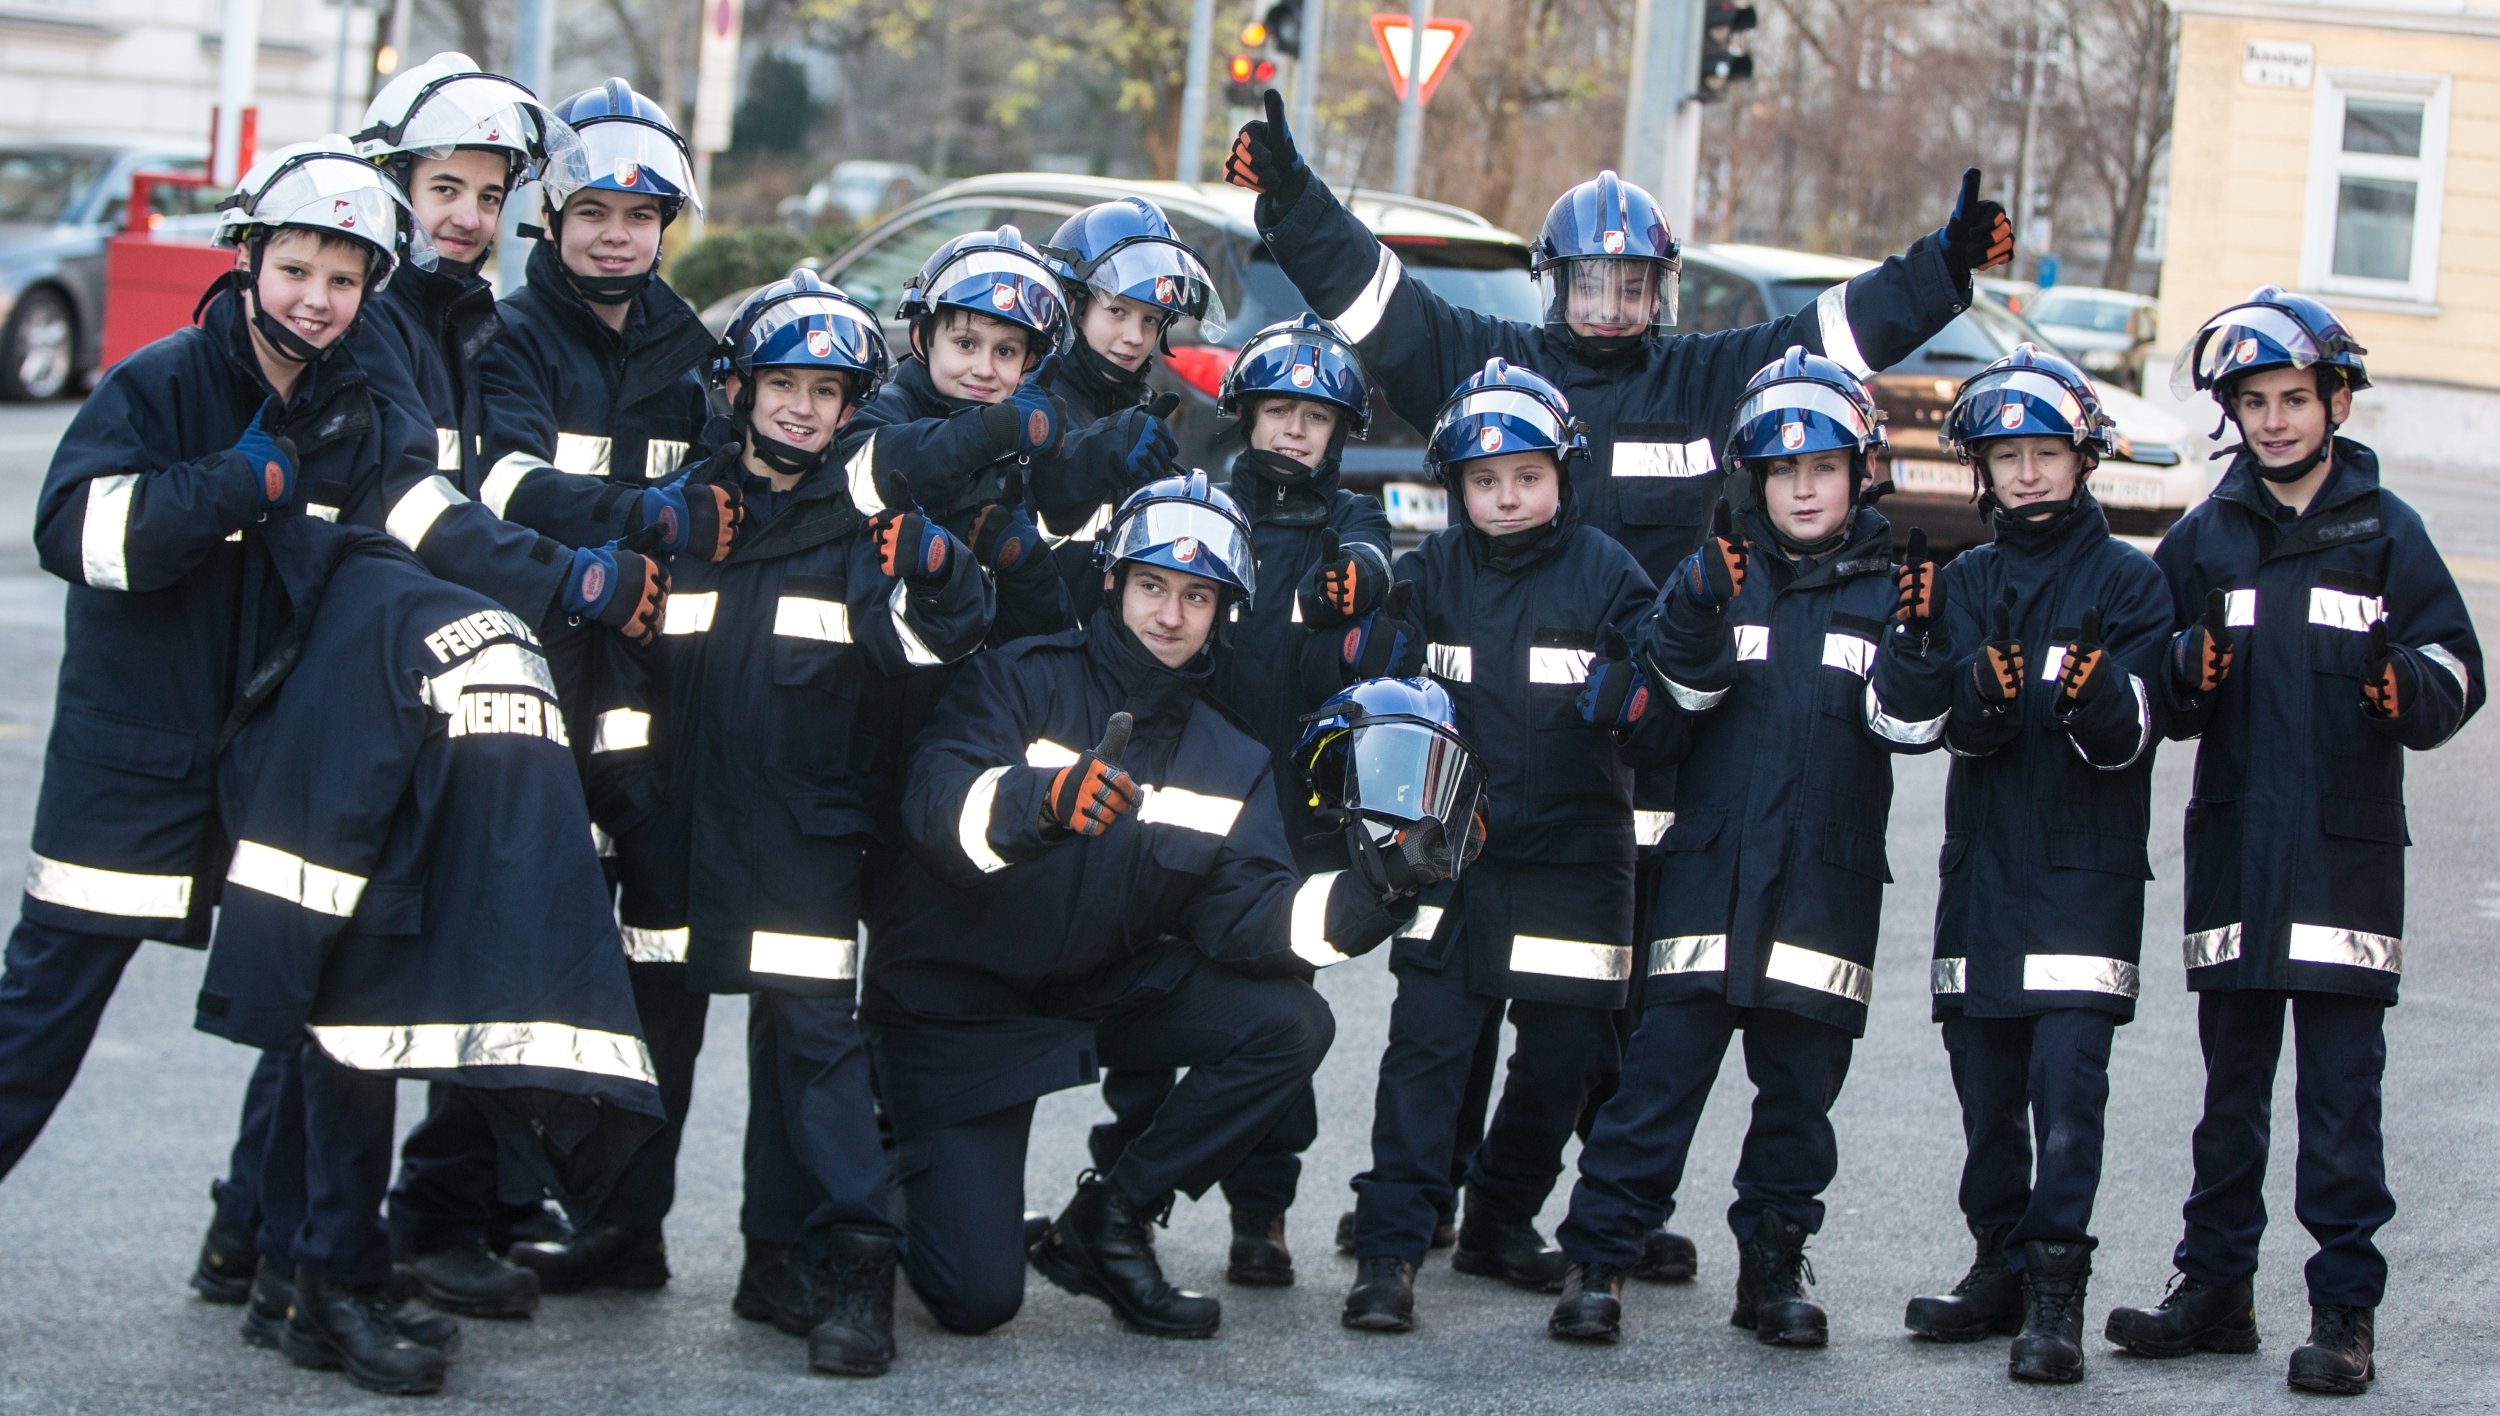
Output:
top-left (2160, 14), bottom-right (2500, 390)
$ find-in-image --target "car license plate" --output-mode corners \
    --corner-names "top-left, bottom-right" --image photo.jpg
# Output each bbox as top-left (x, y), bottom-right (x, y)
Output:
top-left (1887, 460), bottom-right (1969, 497)
top-left (2093, 474), bottom-right (2167, 509)
top-left (1382, 481), bottom-right (1448, 531)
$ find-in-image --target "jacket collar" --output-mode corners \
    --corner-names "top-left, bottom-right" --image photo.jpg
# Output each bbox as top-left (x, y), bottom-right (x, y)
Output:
top-left (1082, 607), bottom-right (1210, 737)
top-left (1745, 504), bottom-right (1893, 593)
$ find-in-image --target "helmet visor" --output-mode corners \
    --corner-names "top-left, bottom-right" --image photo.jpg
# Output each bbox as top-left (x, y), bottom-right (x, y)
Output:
top-left (1732, 381), bottom-right (1879, 454)
top-left (380, 76), bottom-right (589, 186)
top-left (566, 120), bottom-right (700, 213)
top-left (1439, 387), bottom-right (1569, 446)
top-left (1540, 255), bottom-right (1679, 335)
top-left (1343, 719), bottom-right (1481, 838)
top-left (2170, 304), bottom-right (2323, 399)
top-left (1081, 239), bottom-right (1227, 343)
top-left (744, 293), bottom-right (885, 368)
top-left (1104, 498), bottom-right (1255, 598)
top-left (230, 158), bottom-right (436, 275)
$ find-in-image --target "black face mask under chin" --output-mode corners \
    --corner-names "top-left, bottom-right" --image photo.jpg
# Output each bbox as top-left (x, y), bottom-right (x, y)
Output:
top-left (242, 275), bottom-right (332, 367)
top-left (568, 267), bottom-right (653, 306)
top-left (1068, 335), bottom-right (1150, 403)
top-left (739, 392), bottom-right (830, 476)
top-left (1568, 330), bottom-right (1647, 363)
top-left (1234, 445), bottom-right (1314, 486)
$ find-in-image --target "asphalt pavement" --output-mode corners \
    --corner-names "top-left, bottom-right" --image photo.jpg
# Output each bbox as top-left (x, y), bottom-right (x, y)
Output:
top-left (0, 397), bottom-right (2494, 1413)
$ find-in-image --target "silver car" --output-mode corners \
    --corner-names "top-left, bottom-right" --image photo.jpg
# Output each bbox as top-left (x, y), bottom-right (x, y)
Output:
top-left (0, 142), bottom-right (205, 400)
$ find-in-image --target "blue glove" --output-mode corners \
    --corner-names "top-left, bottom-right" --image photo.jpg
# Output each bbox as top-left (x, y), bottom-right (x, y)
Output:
top-left (1577, 628), bottom-right (1652, 732)
top-left (978, 369), bottom-right (1067, 458)
top-left (564, 542), bottom-right (667, 643)
top-left (635, 475), bottom-right (742, 561)
top-left (969, 501), bottom-right (1044, 575)
top-left (1108, 392), bottom-right (1181, 481)
top-left (1341, 581), bottom-right (1423, 679)
top-left (234, 399), bottom-right (296, 508)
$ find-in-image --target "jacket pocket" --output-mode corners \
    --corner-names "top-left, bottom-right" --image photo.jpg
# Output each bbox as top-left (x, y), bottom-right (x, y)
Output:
top-left (786, 794), bottom-right (875, 841)
top-left (2046, 829), bottom-right (2154, 880)
top-left (1939, 833), bottom-right (1971, 875)
top-left (1661, 810), bottom-right (1723, 852)
top-left (347, 883), bottom-right (423, 936)
top-left (49, 710), bottom-right (196, 781)
top-left (1820, 821), bottom-right (1893, 882)
top-left (2320, 793), bottom-right (2409, 846)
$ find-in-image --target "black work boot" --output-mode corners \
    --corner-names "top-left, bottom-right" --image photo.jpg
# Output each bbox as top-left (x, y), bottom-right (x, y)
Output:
top-left (1029, 1173), bottom-right (1220, 1338)
top-left (485, 1203), bottom-right (570, 1254)
top-left (245, 1265), bottom-right (455, 1353)
top-left (1730, 1212), bottom-right (1827, 1347)
top-left (2008, 1241), bottom-right (2091, 1383)
top-left (1632, 1227), bottom-right (1698, 1284)
top-left (1549, 1261), bottom-right (1629, 1343)
top-left (1451, 1197), bottom-right (1568, 1292)
top-left (808, 1228), bottom-right (898, 1377)
top-left (191, 1185), bottom-right (258, 1304)
top-left (2287, 1305), bottom-right (2375, 1395)
top-left (1342, 1256), bottom-right (1416, 1333)
top-left (1227, 1211), bottom-right (1294, 1287)
top-left (2104, 1272), bottom-right (2259, 1358)
top-left (732, 1239), bottom-right (829, 1336)
top-left (1905, 1222), bottom-right (2023, 1341)
top-left (280, 1267), bottom-right (450, 1395)
top-left (507, 1223), bottom-right (669, 1294)
top-left (398, 1239), bottom-right (540, 1319)
top-left (1022, 1211), bottom-right (1052, 1252)
top-left (1337, 1208), bottom-right (1455, 1255)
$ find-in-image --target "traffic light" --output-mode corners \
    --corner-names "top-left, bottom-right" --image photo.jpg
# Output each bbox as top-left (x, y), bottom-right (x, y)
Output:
top-left (1262, 1), bottom-right (1304, 53)
top-left (1227, 12), bottom-right (1280, 105)
top-left (1698, 3), bottom-right (1757, 102)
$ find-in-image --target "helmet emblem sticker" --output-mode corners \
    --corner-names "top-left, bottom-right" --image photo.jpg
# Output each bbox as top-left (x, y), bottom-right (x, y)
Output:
top-left (2001, 403), bottom-right (2026, 430)
top-left (1154, 275), bottom-right (1179, 307)
top-left (806, 328), bottom-right (834, 358)
top-left (1479, 426), bottom-right (1504, 454)
top-left (616, 160), bottom-right (640, 186)
top-left (991, 282), bottom-right (1019, 311)
top-left (2232, 336), bottom-right (2258, 366)
top-left (1781, 421), bottom-right (1805, 450)
top-left (1291, 363), bottom-right (1316, 388)
top-left (1172, 535), bottom-right (1199, 563)
top-left (1601, 230), bottom-right (1626, 254)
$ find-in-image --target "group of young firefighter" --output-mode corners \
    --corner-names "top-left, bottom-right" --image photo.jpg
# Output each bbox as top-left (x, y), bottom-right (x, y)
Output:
top-left (0, 64), bottom-right (2474, 1400)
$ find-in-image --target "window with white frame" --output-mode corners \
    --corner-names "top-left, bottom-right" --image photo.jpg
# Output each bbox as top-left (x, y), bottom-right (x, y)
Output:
top-left (2301, 68), bottom-right (2450, 308)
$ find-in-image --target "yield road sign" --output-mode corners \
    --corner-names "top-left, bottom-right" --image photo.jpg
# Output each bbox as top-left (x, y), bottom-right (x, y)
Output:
top-left (1370, 15), bottom-right (1473, 106)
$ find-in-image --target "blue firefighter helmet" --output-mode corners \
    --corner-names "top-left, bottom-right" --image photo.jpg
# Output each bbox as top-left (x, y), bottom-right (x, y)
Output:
top-left (2170, 285), bottom-right (2371, 402)
top-left (1294, 677), bottom-right (1483, 877)
top-left (543, 78), bottom-right (698, 221)
top-left (716, 268), bottom-right (891, 402)
top-left (1095, 469), bottom-right (1256, 609)
top-left (1726, 345), bottom-right (1887, 479)
top-left (1528, 169), bottom-right (1682, 337)
top-left (1942, 343), bottom-right (2117, 463)
top-left (1042, 197), bottom-right (1227, 349)
top-left (1425, 358), bottom-right (1588, 484)
top-left (1218, 315), bottom-right (1373, 437)
top-left (897, 225), bottom-right (1067, 353)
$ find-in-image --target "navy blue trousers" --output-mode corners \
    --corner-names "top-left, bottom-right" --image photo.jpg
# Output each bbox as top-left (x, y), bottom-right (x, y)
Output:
top-left (386, 1082), bottom-right (557, 1255)
top-left (0, 918), bottom-right (141, 1181)
top-left (2174, 990), bottom-right (2392, 1308)
top-left (583, 963), bottom-right (710, 1236)
top-left (1559, 998), bottom-right (1854, 1267)
top-left (1941, 1007), bottom-right (2117, 1261)
top-left (1088, 1070), bottom-right (1316, 1217)
top-left (255, 1040), bottom-right (398, 1288)
top-left (740, 990), bottom-right (893, 1258)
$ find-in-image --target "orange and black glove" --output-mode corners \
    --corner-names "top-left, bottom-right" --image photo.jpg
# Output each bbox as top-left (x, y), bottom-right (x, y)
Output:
top-left (1895, 527), bottom-right (1943, 630)
top-left (637, 476), bottom-right (744, 562)
top-left (1974, 593), bottom-right (2024, 709)
top-left (870, 509), bottom-right (955, 586)
top-left (1940, 166), bottom-right (2015, 275)
top-left (565, 542), bottom-right (669, 645)
top-left (2171, 589), bottom-right (2234, 696)
top-left (2361, 620), bottom-right (2414, 719)
top-left (1223, 90), bottom-right (1312, 210)
top-left (2055, 608), bottom-right (2113, 713)
top-left (1677, 501), bottom-right (1747, 613)
top-left (1042, 712), bottom-right (1141, 837)
top-left (1298, 530), bottom-right (1384, 625)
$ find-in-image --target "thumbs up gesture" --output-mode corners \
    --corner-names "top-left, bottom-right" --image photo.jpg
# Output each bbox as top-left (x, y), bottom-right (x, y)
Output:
top-left (1042, 712), bottom-right (1141, 837)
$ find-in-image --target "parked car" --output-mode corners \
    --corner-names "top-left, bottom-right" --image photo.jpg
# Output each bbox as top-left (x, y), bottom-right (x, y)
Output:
top-left (779, 159), bottom-right (930, 232)
top-left (1679, 242), bottom-right (2196, 552)
top-left (0, 141), bottom-right (206, 399)
top-left (715, 171), bottom-right (1541, 535)
top-left (2026, 284), bottom-right (2160, 385)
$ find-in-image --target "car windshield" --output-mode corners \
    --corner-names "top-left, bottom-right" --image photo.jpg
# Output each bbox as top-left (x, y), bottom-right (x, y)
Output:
top-left (1238, 239), bottom-right (1539, 333)
top-left (0, 148), bottom-right (109, 223)
top-left (2030, 294), bottom-right (2135, 333)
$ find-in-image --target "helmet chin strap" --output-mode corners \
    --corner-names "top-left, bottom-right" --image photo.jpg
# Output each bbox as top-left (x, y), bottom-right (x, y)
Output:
top-left (736, 386), bottom-right (828, 476)
top-left (241, 241), bottom-right (336, 366)
top-left (552, 209), bottom-right (659, 305)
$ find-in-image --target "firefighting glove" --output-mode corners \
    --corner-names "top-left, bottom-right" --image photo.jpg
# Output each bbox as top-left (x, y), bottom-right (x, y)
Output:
top-left (977, 369), bottom-right (1068, 460)
top-left (1940, 167), bottom-right (2016, 276)
top-left (636, 475), bottom-right (743, 562)
top-left (1974, 593), bottom-right (2024, 708)
top-left (1042, 712), bottom-right (1141, 838)
top-left (870, 509), bottom-right (956, 586)
top-left (1224, 89), bottom-right (1313, 211)
top-left (2361, 620), bottom-right (2415, 720)
top-left (2171, 588), bottom-right (2235, 696)
top-left (235, 399), bottom-right (297, 508)
top-left (1895, 528), bottom-right (1944, 630)
top-left (1346, 816), bottom-right (1455, 905)
top-left (2055, 608), bottom-right (2114, 713)
top-left (1578, 628), bottom-right (1653, 733)
top-left (969, 501), bottom-right (1044, 576)
top-left (565, 542), bottom-right (669, 645)
top-left (1298, 530), bottom-right (1386, 626)
top-left (1676, 501), bottom-right (1747, 613)
top-left (1341, 581), bottom-right (1424, 679)
top-left (1097, 392), bottom-right (1181, 484)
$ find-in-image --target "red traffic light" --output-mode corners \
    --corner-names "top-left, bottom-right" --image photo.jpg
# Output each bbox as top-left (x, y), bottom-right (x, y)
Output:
top-left (1228, 53), bottom-right (1254, 81)
top-left (1252, 59), bottom-right (1277, 83)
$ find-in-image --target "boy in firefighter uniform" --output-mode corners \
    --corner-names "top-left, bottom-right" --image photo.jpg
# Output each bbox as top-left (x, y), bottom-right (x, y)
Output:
top-left (1548, 349), bottom-right (1952, 1346)
top-left (1335, 360), bottom-right (1665, 1333)
top-left (2103, 291), bottom-right (2482, 1396)
top-left (1898, 344), bottom-right (2171, 1385)
top-left (588, 273), bottom-right (992, 1376)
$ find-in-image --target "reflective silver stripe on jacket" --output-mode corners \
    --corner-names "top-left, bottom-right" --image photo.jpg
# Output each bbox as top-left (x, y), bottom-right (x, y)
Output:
top-left (551, 432), bottom-right (611, 479)
top-left (310, 1020), bottom-right (658, 1086)
top-left (1399, 903), bottom-right (1445, 944)
top-left (845, 440), bottom-right (885, 515)
top-left (25, 852), bottom-right (191, 919)
top-left (423, 642), bottom-right (559, 713)
top-left (1864, 680), bottom-right (1947, 745)
top-left (774, 595), bottom-right (851, 644)
top-left (1510, 934), bottom-right (1634, 982)
top-left (889, 580), bottom-right (945, 666)
top-left (661, 591), bottom-right (717, 636)
top-left (1529, 646), bottom-right (1594, 685)
top-left (620, 924), bottom-right (689, 963)
top-left (2037, 644), bottom-right (2069, 682)
top-left (1734, 625), bottom-right (1770, 662)
top-left (1648, 933), bottom-right (1727, 975)
top-left (479, 453), bottom-right (549, 517)
top-left (226, 840), bottom-right (367, 918)
top-left (2067, 673), bottom-right (2153, 771)
top-left (1815, 282), bottom-right (1872, 377)
top-left (1612, 439), bottom-right (1717, 478)
top-left (1333, 246), bottom-right (1405, 342)
top-left (386, 474), bottom-right (469, 552)
top-left (2308, 587), bottom-right (2384, 633)
top-left (81, 473), bottom-right (137, 590)
top-left (1634, 810), bottom-right (1675, 847)
top-left (2224, 588), bottom-right (2257, 627)
top-left (305, 504), bottom-right (339, 522)
top-left (1137, 785), bottom-right (1244, 836)
top-left (2288, 922), bottom-right (2402, 974)
top-left (1024, 739), bottom-right (1079, 769)
top-left (591, 708), bottom-right (651, 755)
top-left (1764, 941), bottom-right (1874, 1006)
top-left (750, 930), bottom-right (858, 981)
top-left (1660, 675), bottom-right (1727, 712)
top-left (957, 765), bottom-right (1014, 874)
top-left (2183, 921), bottom-right (2242, 969)
top-left (1931, 957), bottom-right (1967, 994)
top-left (2421, 642), bottom-right (2471, 697)
top-left (2022, 953), bottom-right (2141, 998)
top-left (645, 439), bottom-right (689, 480)
top-left (1289, 871), bottom-right (1353, 968)
top-left (1821, 632), bottom-right (1875, 678)
top-left (434, 427), bottom-right (462, 471)
top-left (1043, 501), bottom-right (1115, 544)
top-left (1427, 643), bottom-right (1473, 682)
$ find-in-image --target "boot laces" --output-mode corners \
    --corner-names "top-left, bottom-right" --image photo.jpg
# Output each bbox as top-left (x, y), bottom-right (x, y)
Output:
top-left (2309, 1305), bottom-right (2364, 1349)
top-left (1753, 1232), bottom-right (1814, 1301)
